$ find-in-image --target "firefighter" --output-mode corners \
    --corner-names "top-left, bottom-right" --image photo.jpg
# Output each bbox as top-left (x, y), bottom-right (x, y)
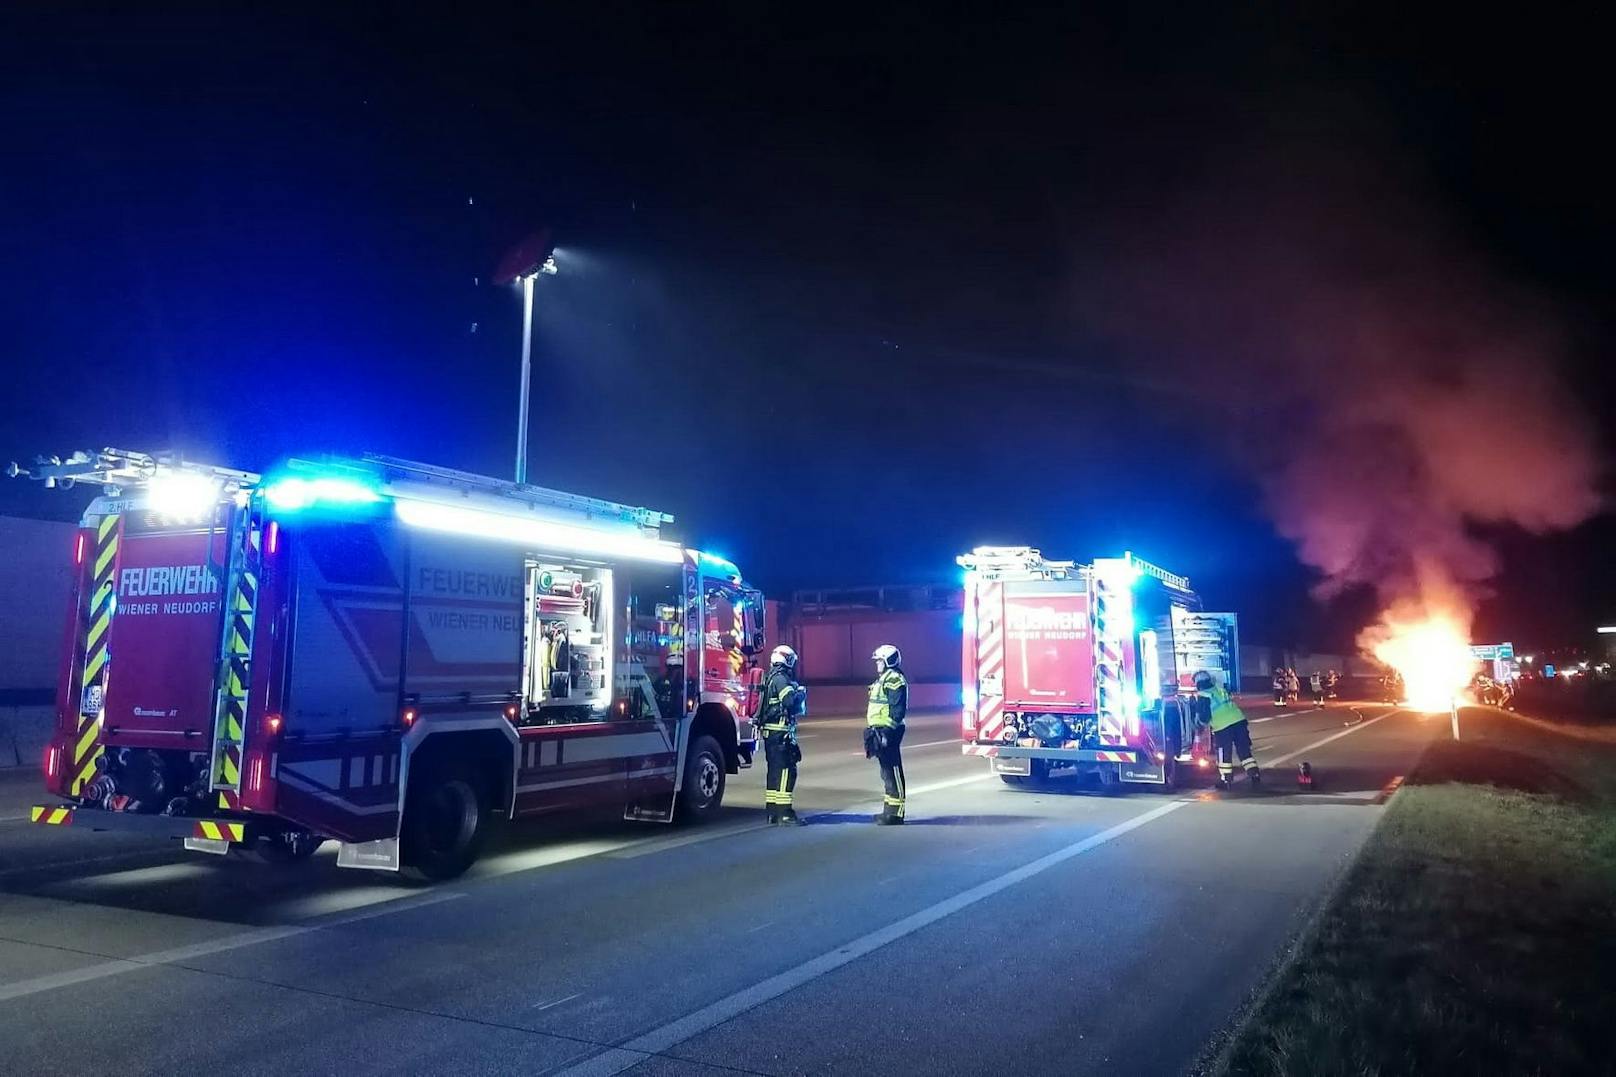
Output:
top-left (1309, 670), bottom-right (1325, 706)
top-left (1324, 668), bottom-right (1340, 699)
top-left (1271, 668), bottom-right (1286, 706)
top-left (758, 645), bottom-right (806, 825)
top-left (864, 644), bottom-right (908, 825)
top-left (1284, 667), bottom-right (1301, 704)
top-left (1197, 670), bottom-right (1260, 790)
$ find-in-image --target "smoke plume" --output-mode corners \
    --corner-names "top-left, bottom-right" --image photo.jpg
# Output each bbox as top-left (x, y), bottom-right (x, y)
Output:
top-left (1078, 138), bottom-right (1605, 652)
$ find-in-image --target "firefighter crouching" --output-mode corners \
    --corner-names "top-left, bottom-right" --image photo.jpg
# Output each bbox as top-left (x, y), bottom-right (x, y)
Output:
top-left (864, 644), bottom-right (908, 825)
top-left (1197, 669), bottom-right (1260, 790)
top-left (760, 645), bottom-right (807, 825)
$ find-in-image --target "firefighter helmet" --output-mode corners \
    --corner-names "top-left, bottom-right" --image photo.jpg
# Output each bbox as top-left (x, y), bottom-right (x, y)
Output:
top-left (1193, 670), bottom-right (1215, 691)
top-left (872, 644), bottom-right (902, 671)
top-left (769, 645), bottom-right (798, 669)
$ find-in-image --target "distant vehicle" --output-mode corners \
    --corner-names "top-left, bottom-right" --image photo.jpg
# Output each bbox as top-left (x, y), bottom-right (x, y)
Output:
top-left (957, 546), bottom-right (1240, 791)
top-left (13, 449), bottom-right (764, 879)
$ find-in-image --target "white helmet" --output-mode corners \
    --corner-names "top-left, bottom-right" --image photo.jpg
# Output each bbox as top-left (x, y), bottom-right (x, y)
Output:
top-left (769, 645), bottom-right (798, 669)
top-left (872, 644), bottom-right (901, 671)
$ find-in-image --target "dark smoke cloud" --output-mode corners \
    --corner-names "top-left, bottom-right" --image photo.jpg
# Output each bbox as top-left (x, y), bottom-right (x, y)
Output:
top-left (1075, 137), bottom-right (1605, 615)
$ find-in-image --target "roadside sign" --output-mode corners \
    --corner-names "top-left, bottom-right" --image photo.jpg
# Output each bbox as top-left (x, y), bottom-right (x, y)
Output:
top-left (1469, 642), bottom-right (1514, 660)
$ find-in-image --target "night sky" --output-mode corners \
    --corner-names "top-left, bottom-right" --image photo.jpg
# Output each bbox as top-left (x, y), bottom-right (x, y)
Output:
top-left (2, 6), bottom-right (1611, 651)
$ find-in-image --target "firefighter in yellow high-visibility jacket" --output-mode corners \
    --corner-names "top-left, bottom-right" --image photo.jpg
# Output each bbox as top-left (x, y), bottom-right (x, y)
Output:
top-left (864, 644), bottom-right (908, 824)
top-left (1196, 670), bottom-right (1260, 790)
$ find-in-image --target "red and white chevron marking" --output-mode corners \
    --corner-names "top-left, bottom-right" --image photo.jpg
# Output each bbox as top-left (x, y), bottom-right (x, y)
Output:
top-left (975, 580), bottom-right (1004, 740)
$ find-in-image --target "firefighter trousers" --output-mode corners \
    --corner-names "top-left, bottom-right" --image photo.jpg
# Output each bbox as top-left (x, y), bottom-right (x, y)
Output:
top-left (874, 725), bottom-right (906, 820)
top-left (1213, 720), bottom-right (1259, 782)
top-left (763, 731), bottom-right (799, 818)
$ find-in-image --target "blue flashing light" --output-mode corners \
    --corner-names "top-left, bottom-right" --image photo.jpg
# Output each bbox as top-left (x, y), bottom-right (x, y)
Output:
top-left (263, 474), bottom-right (383, 513)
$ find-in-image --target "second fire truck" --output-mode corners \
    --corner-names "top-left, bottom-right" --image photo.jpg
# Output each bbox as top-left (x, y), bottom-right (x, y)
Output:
top-left (959, 546), bottom-right (1239, 790)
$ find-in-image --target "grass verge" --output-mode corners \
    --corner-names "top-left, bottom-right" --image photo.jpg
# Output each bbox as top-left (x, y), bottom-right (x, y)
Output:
top-left (1220, 706), bottom-right (1616, 1076)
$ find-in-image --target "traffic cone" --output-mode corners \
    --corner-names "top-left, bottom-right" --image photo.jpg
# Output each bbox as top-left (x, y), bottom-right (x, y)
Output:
top-left (1297, 762), bottom-right (1314, 790)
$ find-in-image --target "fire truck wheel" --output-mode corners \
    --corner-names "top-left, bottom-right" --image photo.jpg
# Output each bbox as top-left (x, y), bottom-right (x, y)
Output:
top-left (401, 765), bottom-right (487, 880)
top-left (677, 735), bottom-right (727, 822)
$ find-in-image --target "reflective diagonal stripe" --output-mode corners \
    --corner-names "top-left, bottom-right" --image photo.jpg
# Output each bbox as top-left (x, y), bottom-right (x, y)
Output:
top-left (74, 720), bottom-right (100, 765)
top-left (93, 538), bottom-right (118, 579)
top-left (81, 647), bottom-right (108, 687)
top-left (30, 806), bottom-right (73, 826)
top-left (195, 821), bottom-right (246, 842)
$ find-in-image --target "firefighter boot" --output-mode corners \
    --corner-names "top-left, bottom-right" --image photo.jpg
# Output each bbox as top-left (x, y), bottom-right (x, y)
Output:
top-left (777, 807), bottom-right (805, 826)
top-left (765, 804), bottom-right (779, 825)
top-left (1248, 770), bottom-right (1261, 789)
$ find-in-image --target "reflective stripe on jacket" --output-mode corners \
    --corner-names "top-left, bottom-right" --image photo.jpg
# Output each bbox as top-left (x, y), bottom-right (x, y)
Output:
top-left (1207, 685), bottom-right (1246, 732)
top-left (759, 667), bottom-right (802, 733)
top-left (866, 669), bottom-right (908, 728)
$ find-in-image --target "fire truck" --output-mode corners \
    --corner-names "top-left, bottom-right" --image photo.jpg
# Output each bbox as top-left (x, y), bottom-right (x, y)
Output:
top-left (958, 547), bottom-right (1239, 790)
top-left (11, 449), bottom-right (765, 879)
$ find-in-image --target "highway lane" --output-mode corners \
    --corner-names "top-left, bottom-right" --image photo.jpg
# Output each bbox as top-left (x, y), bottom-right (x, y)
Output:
top-left (0, 700), bottom-right (1433, 1075)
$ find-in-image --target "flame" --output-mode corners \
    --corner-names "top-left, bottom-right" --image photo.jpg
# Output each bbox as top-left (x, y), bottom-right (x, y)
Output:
top-left (1368, 610), bottom-right (1477, 713)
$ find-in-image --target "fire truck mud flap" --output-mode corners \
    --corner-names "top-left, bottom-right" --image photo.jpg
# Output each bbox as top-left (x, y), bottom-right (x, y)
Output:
top-left (991, 755), bottom-right (1032, 776)
top-left (336, 837), bottom-right (401, 872)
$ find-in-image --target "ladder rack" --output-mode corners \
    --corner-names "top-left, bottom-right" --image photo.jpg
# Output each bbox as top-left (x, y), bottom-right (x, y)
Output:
top-left (956, 546), bottom-right (1080, 581)
top-left (6, 447), bottom-right (260, 494)
top-left (358, 454), bottom-right (674, 534)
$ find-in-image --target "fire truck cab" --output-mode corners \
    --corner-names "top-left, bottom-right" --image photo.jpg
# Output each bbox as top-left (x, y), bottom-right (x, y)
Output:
top-left (15, 449), bottom-right (765, 879)
top-left (958, 546), bottom-right (1239, 790)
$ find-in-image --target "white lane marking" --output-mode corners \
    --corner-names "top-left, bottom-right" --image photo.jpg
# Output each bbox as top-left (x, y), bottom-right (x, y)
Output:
top-left (845, 737), bottom-right (959, 756)
top-left (553, 799), bottom-right (1187, 1077)
top-left (0, 890), bottom-right (465, 1003)
top-left (744, 921), bottom-right (775, 934)
top-left (1265, 709), bottom-right (1404, 768)
top-left (608, 823), bottom-right (770, 860)
top-left (533, 992), bottom-right (583, 1011)
top-left (1250, 706), bottom-right (1322, 724)
top-left (904, 773), bottom-right (994, 798)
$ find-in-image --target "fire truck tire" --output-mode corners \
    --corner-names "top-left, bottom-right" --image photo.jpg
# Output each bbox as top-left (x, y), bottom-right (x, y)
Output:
top-left (676, 735), bottom-right (727, 822)
top-left (401, 765), bottom-right (487, 880)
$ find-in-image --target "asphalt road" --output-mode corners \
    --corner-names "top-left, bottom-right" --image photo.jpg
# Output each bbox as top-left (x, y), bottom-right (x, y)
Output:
top-left (0, 698), bottom-right (1436, 1075)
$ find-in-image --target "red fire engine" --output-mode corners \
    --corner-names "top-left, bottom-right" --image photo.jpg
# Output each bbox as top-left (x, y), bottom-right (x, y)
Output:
top-left (13, 449), bottom-right (765, 878)
top-left (958, 547), bottom-right (1239, 790)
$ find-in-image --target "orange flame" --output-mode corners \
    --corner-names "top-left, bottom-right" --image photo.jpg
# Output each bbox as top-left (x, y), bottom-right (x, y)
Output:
top-left (1363, 592), bottom-right (1478, 713)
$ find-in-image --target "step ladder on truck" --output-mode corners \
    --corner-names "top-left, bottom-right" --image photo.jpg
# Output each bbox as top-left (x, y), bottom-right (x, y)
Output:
top-left (10, 448), bottom-right (767, 879)
top-left (958, 546), bottom-right (1240, 790)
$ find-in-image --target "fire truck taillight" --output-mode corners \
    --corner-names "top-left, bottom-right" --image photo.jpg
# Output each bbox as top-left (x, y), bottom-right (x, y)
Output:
top-left (266, 520), bottom-right (280, 555)
top-left (262, 713), bottom-right (283, 737)
top-left (45, 744), bottom-right (61, 780)
top-left (73, 532), bottom-right (85, 566)
top-left (1196, 756), bottom-right (1210, 769)
top-left (401, 708), bottom-right (418, 729)
top-left (504, 705), bottom-right (518, 721)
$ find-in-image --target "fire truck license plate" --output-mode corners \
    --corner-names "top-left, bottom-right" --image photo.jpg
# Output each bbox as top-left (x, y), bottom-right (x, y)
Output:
top-left (992, 756), bottom-right (1031, 776)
